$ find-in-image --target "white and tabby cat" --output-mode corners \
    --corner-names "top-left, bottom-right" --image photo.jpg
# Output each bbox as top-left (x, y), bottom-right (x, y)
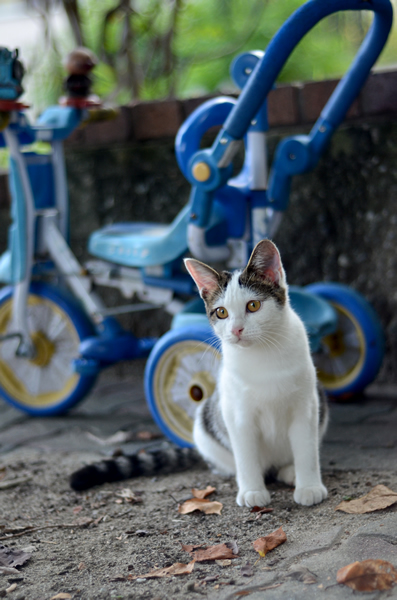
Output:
top-left (70, 239), bottom-right (327, 507)
top-left (185, 239), bottom-right (328, 507)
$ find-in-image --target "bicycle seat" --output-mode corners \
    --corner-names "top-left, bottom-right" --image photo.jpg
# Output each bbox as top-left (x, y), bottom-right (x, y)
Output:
top-left (88, 204), bottom-right (191, 267)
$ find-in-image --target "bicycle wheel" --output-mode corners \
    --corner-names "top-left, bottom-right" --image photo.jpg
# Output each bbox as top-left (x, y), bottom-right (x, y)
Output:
top-left (144, 325), bottom-right (221, 447)
top-left (0, 281), bottom-right (97, 415)
top-left (305, 282), bottom-right (384, 398)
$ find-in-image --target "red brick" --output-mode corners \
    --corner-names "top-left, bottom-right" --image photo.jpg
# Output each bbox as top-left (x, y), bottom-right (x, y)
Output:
top-left (299, 79), bottom-right (360, 123)
top-left (268, 85), bottom-right (300, 127)
top-left (131, 99), bottom-right (183, 140)
top-left (360, 70), bottom-right (397, 116)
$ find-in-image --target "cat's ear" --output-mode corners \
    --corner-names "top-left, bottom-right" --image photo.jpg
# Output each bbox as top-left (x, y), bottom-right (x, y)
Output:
top-left (184, 258), bottom-right (220, 299)
top-left (245, 239), bottom-right (285, 285)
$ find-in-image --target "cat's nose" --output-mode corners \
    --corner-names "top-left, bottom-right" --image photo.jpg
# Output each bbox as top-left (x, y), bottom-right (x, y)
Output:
top-left (232, 326), bottom-right (244, 338)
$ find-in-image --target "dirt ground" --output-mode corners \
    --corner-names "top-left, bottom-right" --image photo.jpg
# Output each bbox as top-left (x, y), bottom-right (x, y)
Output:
top-left (1, 447), bottom-right (397, 600)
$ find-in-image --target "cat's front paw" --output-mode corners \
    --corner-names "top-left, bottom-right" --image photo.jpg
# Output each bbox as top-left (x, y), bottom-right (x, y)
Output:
top-left (294, 484), bottom-right (327, 506)
top-left (237, 488), bottom-right (271, 508)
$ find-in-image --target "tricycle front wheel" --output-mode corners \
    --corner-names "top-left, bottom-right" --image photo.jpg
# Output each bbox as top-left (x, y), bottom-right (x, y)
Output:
top-left (144, 326), bottom-right (221, 447)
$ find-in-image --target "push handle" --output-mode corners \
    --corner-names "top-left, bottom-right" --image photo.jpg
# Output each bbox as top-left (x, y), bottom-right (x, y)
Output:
top-left (222, 0), bottom-right (393, 142)
top-left (185, 0), bottom-right (392, 230)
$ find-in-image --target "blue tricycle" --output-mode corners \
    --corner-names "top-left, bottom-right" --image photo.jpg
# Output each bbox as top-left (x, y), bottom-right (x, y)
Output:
top-left (0, 0), bottom-right (391, 447)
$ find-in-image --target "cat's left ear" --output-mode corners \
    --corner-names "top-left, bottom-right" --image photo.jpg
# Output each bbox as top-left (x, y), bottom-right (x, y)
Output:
top-left (184, 258), bottom-right (220, 299)
top-left (244, 239), bottom-right (286, 285)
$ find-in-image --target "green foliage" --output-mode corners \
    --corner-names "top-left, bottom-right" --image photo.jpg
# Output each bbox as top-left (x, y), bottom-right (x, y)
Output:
top-left (26, 0), bottom-right (397, 109)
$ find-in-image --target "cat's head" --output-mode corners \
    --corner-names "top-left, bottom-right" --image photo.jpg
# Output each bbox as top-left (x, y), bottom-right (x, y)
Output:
top-left (184, 239), bottom-right (288, 348)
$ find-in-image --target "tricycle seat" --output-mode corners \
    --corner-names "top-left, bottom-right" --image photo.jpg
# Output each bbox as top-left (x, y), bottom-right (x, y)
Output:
top-left (88, 204), bottom-right (190, 267)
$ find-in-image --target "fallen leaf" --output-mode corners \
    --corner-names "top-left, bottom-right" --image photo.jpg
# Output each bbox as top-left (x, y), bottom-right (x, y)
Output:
top-left (0, 476), bottom-right (32, 490)
top-left (72, 517), bottom-right (93, 527)
top-left (216, 559), bottom-right (232, 567)
top-left (250, 506), bottom-right (274, 514)
top-left (335, 485), bottom-right (397, 514)
top-left (178, 498), bottom-right (222, 515)
top-left (241, 563), bottom-right (254, 577)
top-left (252, 526), bottom-right (287, 557)
top-left (136, 430), bottom-right (162, 440)
top-left (86, 430), bottom-right (134, 446)
top-left (234, 584), bottom-right (282, 597)
top-left (192, 485), bottom-right (216, 499)
top-left (286, 566), bottom-right (317, 584)
top-left (50, 594), bottom-right (72, 600)
top-left (5, 584), bottom-right (17, 593)
top-left (0, 467), bottom-right (6, 482)
top-left (129, 560), bottom-right (195, 579)
top-left (72, 506), bottom-right (83, 514)
top-left (0, 566), bottom-right (20, 575)
top-left (182, 541), bottom-right (239, 562)
top-left (337, 559), bottom-right (397, 591)
top-left (115, 488), bottom-right (142, 504)
top-left (0, 544), bottom-right (31, 568)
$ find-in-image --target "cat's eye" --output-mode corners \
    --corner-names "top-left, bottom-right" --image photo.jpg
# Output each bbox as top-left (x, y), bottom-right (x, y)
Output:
top-left (216, 307), bottom-right (228, 319)
top-left (247, 300), bottom-right (261, 313)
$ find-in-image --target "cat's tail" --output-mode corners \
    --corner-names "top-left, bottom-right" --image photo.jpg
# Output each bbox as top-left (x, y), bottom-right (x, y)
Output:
top-left (70, 445), bottom-right (201, 491)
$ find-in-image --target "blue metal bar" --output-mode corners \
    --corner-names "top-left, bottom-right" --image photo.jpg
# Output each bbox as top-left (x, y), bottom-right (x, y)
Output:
top-left (221, 0), bottom-right (392, 143)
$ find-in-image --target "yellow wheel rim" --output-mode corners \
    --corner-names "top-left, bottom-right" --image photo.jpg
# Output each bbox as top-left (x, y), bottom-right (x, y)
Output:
top-left (0, 294), bottom-right (80, 408)
top-left (153, 340), bottom-right (220, 444)
top-left (315, 302), bottom-right (366, 391)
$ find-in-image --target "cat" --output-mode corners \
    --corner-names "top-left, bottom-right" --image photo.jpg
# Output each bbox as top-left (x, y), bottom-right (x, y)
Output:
top-left (185, 239), bottom-right (328, 507)
top-left (70, 239), bottom-right (328, 507)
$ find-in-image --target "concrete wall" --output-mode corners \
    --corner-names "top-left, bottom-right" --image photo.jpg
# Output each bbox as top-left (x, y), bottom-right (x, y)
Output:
top-left (1, 69), bottom-right (397, 380)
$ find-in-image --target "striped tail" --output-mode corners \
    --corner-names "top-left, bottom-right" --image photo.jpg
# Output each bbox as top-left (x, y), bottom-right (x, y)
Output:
top-left (70, 445), bottom-right (201, 491)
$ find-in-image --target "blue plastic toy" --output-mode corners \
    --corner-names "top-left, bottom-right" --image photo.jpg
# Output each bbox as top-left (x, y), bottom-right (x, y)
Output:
top-left (0, 0), bottom-right (391, 449)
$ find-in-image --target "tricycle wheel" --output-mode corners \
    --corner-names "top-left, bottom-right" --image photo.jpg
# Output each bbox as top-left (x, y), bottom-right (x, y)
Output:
top-left (0, 282), bottom-right (97, 415)
top-left (144, 326), bottom-right (221, 447)
top-left (305, 282), bottom-right (384, 398)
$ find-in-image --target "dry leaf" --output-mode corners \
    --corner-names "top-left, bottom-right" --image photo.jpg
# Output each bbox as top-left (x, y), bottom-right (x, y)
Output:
top-left (72, 517), bottom-right (94, 527)
top-left (86, 430), bottom-right (134, 446)
top-left (250, 506), bottom-right (273, 514)
top-left (235, 584), bottom-right (282, 596)
top-left (129, 560), bottom-right (195, 579)
top-left (0, 467), bottom-right (6, 482)
top-left (178, 497), bottom-right (223, 515)
top-left (0, 544), bottom-right (31, 568)
top-left (5, 584), bottom-right (17, 593)
top-left (241, 563), bottom-right (254, 577)
top-left (252, 526), bottom-right (287, 557)
top-left (216, 559), bottom-right (232, 567)
top-left (286, 566), bottom-right (317, 584)
top-left (181, 541), bottom-right (239, 562)
top-left (192, 485), bottom-right (216, 499)
top-left (0, 566), bottom-right (20, 575)
top-left (337, 559), bottom-right (397, 591)
top-left (0, 476), bottom-right (31, 490)
top-left (136, 430), bottom-right (162, 440)
top-left (50, 594), bottom-right (72, 600)
top-left (115, 488), bottom-right (142, 504)
top-left (335, 484), bottom-right (397, 514)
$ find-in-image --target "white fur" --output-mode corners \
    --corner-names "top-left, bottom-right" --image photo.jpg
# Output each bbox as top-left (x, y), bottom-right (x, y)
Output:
top-left (189, 249), bottom-right (327, 508)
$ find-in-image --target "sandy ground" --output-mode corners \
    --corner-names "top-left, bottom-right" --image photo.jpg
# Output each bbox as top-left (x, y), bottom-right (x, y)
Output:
top-left (1, 365), bottom-right (397, 599)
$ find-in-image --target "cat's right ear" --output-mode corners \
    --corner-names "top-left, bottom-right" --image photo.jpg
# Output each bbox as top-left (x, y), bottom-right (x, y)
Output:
top-left (184, 258), bottom-right (220, 299)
